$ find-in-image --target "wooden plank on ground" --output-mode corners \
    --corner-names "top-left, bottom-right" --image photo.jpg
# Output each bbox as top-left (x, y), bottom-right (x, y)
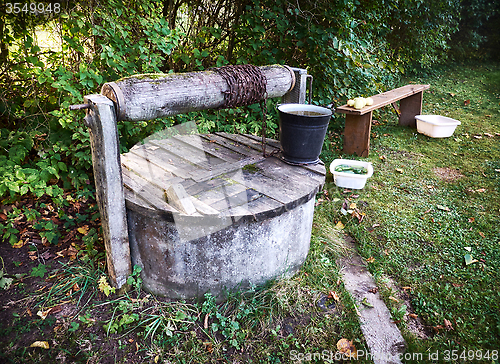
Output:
top-left (188, 154), bottom-right (266, 182)
top-left (244, 133), bottom-right (281, 149)
top-left (199, 133), bottom-right (257, 156)
top-left (218, 132), bottom-right (279, 154)
top-left (122, 168), bottom-right (178, 214)
top-left (150, 138), bottom-right (223, 170)
top-left (173, 134), bottom-right (243, 163)
top-left (128, 143), bottom-right (193, 179)
top-left (121, 152), bottom-right (185, 190)
top-left (183, 177), bottom-right (228, 197)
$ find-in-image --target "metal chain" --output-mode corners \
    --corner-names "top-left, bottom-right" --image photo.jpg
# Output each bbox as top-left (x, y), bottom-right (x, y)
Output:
top-left (211, 65), bottom-right (273, 157)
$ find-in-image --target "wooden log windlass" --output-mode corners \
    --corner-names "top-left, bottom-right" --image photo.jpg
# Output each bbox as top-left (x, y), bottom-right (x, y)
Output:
top-left (101, 64), bottom-right (295, 121)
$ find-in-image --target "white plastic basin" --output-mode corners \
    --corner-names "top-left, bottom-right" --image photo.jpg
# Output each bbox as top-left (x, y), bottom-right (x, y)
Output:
top-left (415, 115), bottom-right (461, 138)
top-left (330, 159), bottom-right (374, 189)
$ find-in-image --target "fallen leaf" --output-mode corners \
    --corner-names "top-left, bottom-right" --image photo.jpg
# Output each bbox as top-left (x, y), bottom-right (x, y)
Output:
top-left (436, 204), bottom-right (450, 212)
top-left (474, 135), bottom-right (482, 139)
top-left (368, 287), bottom-right (378, 294)
top-left (476, 188), bottom-right (486, 193)
top-left (484, 132), bottom-right (494, 137)
top-left (336, 338), bottom-right (357, 358)
top-left (13, 239), bottom-right (26, 249)
top-left (77, 225), bottom-right (89, 235)
top-left (366, 256), bottom-right (375, 263)
top-left (449, 92), bottom-right (455, 97)
top-left (409, 313), bottom-right (418, 319)
top-left (452, 283), bottom-right (464, 287)
top-left (41, 250), bottom-right (54, 260)
top-left (204, 314), bottom-right (209, 329)
top-left (478, 231), bottom-right (485, 238)
top-left (49, 305), bottom-right (62, 315)
top-left (349, 202), bottom-right (357, 209)
top-left (37, 309), bottom-right (50, 320)
top-left (328, 291), bottom-right (340, 301)
top-left (30, 341), bottom-right (49, 349)
top-left (67, 245), bottom-right (78, 260)
top-left (468, 217), bottom-right (475, 223)
top-left (395, 168), bottom-right (404, 174)
top-left (203, 341), bottom-right (213, 354)
top-left (444, 318), bottom-right (453, 330)
top-left (402, 286), bottom-right (412, 291)
top-left (335, 221), bottom-right (345, 230)
top-left (464, 247), bottom-right (472, 252)
top-left (361, 297), bottom-right (374, 307)
top-left (464, 254), bottom-right (478, 265)
top-left (388, 296), bottom-right (399, 302)
top-left (433, 325), bottom-right (444, 333)
top-left (464, 99), bottom-right (470, 106)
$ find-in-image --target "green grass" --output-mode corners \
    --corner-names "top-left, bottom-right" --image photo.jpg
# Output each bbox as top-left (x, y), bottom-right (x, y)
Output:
top-left (2, 62), bottom-right (498, 363)
top-left (319, 62), bottom-right (500, 359)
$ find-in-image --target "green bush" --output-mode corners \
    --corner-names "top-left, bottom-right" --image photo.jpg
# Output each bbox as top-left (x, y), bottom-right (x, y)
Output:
top-left (0, 0), bottom-right (494, 203)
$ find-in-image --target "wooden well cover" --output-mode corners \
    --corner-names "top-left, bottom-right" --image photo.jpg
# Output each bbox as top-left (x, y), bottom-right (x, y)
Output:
top-left (121, 132), bottom-right (326, 222)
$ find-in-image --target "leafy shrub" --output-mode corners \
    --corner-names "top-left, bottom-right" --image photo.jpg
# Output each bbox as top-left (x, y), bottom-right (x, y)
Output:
top-left (0, 0), bottom-right (491, 203)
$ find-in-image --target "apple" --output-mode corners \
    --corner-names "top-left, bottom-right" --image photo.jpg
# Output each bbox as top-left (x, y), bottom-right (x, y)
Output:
top-left (353, 97), bottom-right (366, 110)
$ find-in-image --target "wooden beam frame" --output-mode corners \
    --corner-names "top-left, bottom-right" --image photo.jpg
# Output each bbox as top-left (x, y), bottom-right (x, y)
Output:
top-left (84, 94), bottom-right (132, 289)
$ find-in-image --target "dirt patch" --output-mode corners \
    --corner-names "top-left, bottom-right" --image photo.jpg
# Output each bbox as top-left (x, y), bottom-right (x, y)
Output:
top-left (433, 167), bottom-right (464, 182)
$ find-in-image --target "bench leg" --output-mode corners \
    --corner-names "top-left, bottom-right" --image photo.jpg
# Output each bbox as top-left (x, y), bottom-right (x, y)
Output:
top-left (399, 91), bottom-right (423, 128)
top-left (343, 112), bottom-right (372, 157)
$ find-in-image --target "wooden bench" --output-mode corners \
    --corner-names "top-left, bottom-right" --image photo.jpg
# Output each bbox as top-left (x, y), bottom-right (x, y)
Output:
top-left (335, 84), bottom-right (430, 157)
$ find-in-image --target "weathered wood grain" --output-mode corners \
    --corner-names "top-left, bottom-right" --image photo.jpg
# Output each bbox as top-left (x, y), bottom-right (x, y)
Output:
top-left (122, 134), bottom-right (325, 221)
top-left (101, 65), bottom-right (295, 122)
top-left (336, 84), bottom-right (430, 116)
top-left (336, 84), bottom-right (430, 156)
top-left (84, 94), bottom-right (132, 289)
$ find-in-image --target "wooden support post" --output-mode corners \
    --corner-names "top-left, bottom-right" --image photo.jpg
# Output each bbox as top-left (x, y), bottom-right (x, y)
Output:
top-left (84, 94), bottom-right (132, 289)
top-left (343, 112), bottom-right (372, 157)
top-left (399, 91), bottom-right (424, 128)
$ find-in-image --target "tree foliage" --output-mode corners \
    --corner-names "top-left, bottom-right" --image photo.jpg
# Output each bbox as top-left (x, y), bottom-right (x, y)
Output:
top-left (0, 0), bottom-right (497, 200)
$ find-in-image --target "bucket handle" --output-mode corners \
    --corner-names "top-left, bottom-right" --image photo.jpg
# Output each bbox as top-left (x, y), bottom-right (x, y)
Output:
top-left (305, 74), bottom-right (313, 105)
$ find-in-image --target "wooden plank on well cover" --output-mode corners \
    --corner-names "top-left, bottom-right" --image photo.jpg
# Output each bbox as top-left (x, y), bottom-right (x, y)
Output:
top-left (122, 133), bottom-right (326, 220)
top-left (336, 84), bottom-right (429, 115)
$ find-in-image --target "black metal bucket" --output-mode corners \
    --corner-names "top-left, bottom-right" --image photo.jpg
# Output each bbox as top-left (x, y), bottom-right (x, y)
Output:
top-left (277, 104), bottom-right (333, 164)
